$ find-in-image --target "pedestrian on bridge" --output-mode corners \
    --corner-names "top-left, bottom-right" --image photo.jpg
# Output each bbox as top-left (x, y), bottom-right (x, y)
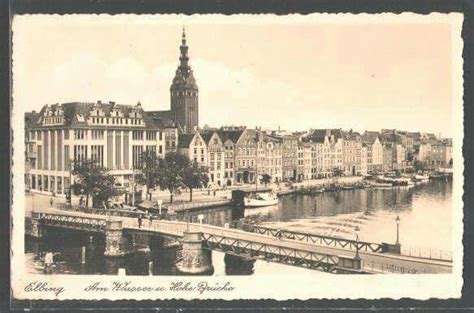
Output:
top-left (148, 214), bottom-right (153, 226)
top-left (138, 215), bottom-right (142, 228)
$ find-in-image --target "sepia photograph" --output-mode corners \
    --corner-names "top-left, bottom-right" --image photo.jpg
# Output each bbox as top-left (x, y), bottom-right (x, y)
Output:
top-left (11, 13), bottom-right (464, 301)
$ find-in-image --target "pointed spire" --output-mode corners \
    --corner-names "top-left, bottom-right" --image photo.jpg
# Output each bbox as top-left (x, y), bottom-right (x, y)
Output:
top-left (182, 25), bottom-right (186, 45)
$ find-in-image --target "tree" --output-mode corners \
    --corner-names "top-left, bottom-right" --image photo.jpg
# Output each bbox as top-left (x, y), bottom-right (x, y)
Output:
top-left (332, 167), bottom-right (343, 177)
top-left (155, 152), bottom-right (189, 203)
top-left (135, 150), bottom-right (160, 200)
top-left (71, 159), bottom-right (124, 208)
top-left (261, 174), bottom-right (271, 187)
top-left (182, 161), bottom-right (209, 202)
top-left (413, 160), bottom-right (426, 172)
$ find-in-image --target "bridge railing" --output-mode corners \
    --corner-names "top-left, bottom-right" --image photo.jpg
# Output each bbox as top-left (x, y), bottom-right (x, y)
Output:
top-left (122, 218), bottom-right (189, 237)
top-left (401, 246), bottom-right (453, 262)
top-left (34, 212), bottom-right (107, 232)
top-left (201, 232), bottom-right (340, 273)
top-left (246, 224), bottom-right (383, 253)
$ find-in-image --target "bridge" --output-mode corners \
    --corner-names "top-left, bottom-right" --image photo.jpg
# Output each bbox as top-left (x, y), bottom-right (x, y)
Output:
top-left (28, 209), bottom-right (452, 275)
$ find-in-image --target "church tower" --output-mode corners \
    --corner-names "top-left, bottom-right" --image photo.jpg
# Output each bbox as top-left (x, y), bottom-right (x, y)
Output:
top-left (170, 27), bottom-right (199, 133)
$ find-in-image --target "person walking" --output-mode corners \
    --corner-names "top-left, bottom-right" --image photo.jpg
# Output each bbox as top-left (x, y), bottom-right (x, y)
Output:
top-left (148, 214), bottom-right (153, 226)
top-left (49, 197), bottom-right (54, 208)
top-left (138, 215), bottom-right (142, 228)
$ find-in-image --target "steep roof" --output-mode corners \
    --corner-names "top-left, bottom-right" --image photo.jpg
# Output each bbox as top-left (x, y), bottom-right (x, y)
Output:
top-left (199, 131), bottom-right (215, 145)
top-left (177, 133), bottom-right (196, 148)
top-left (362, 131), bottom-right (380, 144)
top-left (216, 129), bottom-right (245, 144)
top-left (147, 110), bottom-right (176, 128)
top-left (25, 102), bottom-right (178, 130)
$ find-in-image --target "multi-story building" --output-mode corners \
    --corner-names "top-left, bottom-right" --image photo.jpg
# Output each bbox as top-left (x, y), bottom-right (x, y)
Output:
top-left (303, 129), bottom-right (343, 178)
top-left (297, 142), bottom-right (312, 181)
top-left (361, 144), bottom-right (368, 175)
top-left (218, 129), bottom-right (244, 187)
top-left (263, 134), bottom-right (283, 182)
top-left (177, 132), bottom-right (207, 166)
top-left (416, 142), bottom-right (432, 163)
top-left (24, 101), bottom-right (171, 201)
top-left (362, 131), bottom-right (383, 173)
top-left (201, 132), bottom-right (225, 187)
top-left (382, 143), bottom-right (394, 172)
top-left (281, 135), bottom-right (298, 181)
top-left (235, 128), bottom-right (258, 184)
top-left (427, 142), bottom-right (453, 168)
top-left (342, 130), bottom-right (362, 176)
top-left (392, 143), bottom-right (406, 171)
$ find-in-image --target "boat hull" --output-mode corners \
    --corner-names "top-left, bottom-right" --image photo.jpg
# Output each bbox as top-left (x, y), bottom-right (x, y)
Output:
top-left (244, 198), bottom-right (279, 207)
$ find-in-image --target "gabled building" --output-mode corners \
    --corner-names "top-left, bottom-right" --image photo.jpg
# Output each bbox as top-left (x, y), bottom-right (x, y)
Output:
top-left (303, 129), bottom-right (343, 178)
top-left (177, 132), bottom-right (207, 166)
top-left (297, 142), bottom-right (312, 181)
top-left (218, 129), bottom-right (245, 187)
top-left (362, 131), bottom-right (383, 173)
top-left (263, 134), bottom-right (283, 182)
top-left (234, 128), bottom-right (259, 184)
top-left (342, 130), bottom-right (362, 176)
top-left (201, 131), bottom-right (225, 187)
top-left (280, 135), bottom-right (298, 181)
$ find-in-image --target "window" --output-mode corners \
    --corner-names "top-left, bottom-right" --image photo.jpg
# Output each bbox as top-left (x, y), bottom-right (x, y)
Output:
top-left (132, 131), bottom-right (144, 140)
top-left (74, 130), bottom-right (86, 140)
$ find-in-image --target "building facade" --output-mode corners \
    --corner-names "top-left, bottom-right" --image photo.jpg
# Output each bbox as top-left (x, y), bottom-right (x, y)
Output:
top-left (25, 101), bottom-right (171, 199)
top-left (342, 131), bottom-right (362, 176)
top-left (281, 135), bottom-right (298, 181)
top-left (177, 132), bottom-right (207, 166)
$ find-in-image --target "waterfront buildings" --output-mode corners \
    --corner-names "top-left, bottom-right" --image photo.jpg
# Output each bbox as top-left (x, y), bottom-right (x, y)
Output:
top-left (23, 28), bottom-right (454, 195)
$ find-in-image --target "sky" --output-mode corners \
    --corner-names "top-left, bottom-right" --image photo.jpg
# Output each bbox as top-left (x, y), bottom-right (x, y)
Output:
top-left (13, 15), bottom-right (456, 137)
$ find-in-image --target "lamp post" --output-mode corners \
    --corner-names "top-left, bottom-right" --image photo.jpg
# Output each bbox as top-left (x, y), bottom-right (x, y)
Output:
top-left (354, 225), bottom-right (361, 260)
top-left (395, 215), bottom-right (400, 245)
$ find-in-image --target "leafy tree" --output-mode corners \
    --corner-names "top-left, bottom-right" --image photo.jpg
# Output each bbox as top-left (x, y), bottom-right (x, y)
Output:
top-left (261, 174), bottom-right (271, 187)
top-left (135, 150), bottom-right (160, 200)
top-left (332, 167), bottom-right (343, 177)
top-left (413, 160), bottom-right (426, 172)
top-left (71, 159), bottom-right (124, 208)
top-left (182, 161), bottom-right (209, 201)
top-left (155, 152), bottom-right (189, 203)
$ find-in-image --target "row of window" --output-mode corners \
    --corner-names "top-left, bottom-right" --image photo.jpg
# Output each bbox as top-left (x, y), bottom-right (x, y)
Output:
top-left (43, 116), bottom-right (64, 125)
top-left (90, 117), bottom-right (143, 126)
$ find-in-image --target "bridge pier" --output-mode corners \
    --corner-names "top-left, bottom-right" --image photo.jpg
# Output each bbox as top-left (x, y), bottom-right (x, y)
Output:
top-left (104, 220), bottom-right (126, 257)
top-left (27, 218), bottom-right (45, 238)
top-left (337, 256), bottom-right (362, 272)
top-left (176, 232), bottom-right (214, 275)
top-left (224, 254), bottom-right (255, 275)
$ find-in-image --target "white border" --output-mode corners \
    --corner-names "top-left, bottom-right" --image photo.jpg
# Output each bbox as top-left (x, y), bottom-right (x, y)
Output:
top-left (11, 12), bottom-right (464, 300)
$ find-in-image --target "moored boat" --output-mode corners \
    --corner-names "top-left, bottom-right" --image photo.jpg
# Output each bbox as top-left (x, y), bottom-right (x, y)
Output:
top-left (244, 192), bottom-right (279, 207)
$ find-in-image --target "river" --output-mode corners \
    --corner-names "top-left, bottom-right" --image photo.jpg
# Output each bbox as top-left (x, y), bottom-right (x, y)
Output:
top-left (25, 178), bottom-right (452, 275)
